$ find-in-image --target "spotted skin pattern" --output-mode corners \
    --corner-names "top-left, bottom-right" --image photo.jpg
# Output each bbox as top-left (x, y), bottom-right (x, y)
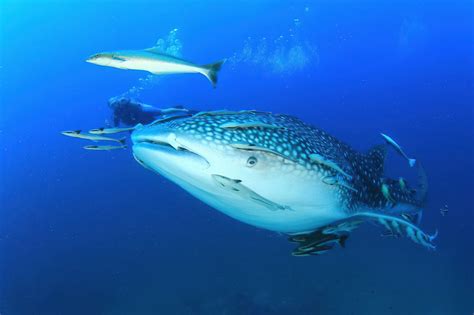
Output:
top-left (137, 110), bottom-right (436, 254)
top-left (160, 110), bottom-right (423, 214)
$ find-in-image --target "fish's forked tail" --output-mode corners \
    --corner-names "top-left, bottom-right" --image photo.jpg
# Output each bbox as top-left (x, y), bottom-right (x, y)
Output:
top-left (201, 59), bottom-right (225, 88)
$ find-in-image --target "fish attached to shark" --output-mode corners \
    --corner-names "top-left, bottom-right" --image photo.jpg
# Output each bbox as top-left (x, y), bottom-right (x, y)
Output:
top-left (86, 47), bottom-right (225, 88)
top-left (131, 110), bottom-right (437, 256)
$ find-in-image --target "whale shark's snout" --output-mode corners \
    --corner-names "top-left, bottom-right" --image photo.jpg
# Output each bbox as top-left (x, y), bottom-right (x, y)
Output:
top-left (132, 124), bottom-right (211, 191)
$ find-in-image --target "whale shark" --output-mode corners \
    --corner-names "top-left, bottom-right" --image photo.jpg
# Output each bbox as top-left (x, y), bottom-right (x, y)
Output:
top-left (131, 110), bottom-right (437, 256)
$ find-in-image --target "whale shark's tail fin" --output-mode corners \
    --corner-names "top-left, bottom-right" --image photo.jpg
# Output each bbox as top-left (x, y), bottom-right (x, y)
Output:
top-left (201, 59), bottom-right (225, 88)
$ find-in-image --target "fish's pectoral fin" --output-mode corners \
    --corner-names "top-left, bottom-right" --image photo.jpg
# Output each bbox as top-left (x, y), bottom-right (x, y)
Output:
top-left (112, 56), bottom-right (126, 62)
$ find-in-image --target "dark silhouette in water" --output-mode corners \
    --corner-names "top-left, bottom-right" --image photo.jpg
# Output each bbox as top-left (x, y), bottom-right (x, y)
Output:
top-left (108, 96), bottom-right (160, 126)
top-left (108, 96), bottom-right (197, 127)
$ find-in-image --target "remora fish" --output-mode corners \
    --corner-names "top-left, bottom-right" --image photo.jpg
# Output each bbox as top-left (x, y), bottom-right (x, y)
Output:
top-left (84, 145), bottom-right (127, 151)
top-left (61, 130), bottom-right (126, 144)
top-left (86, 47), bottom-right (225, 87)
top-left (131, 110), bottom-right (436, 255)
top-left (380, 133), bottom-right (416, 167)
top-left (89, 126), bottom-right (138, 135)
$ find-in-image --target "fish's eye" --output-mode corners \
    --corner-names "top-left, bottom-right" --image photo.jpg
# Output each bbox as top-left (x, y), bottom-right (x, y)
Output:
top-left (246, 156), bottom-right (258, 167)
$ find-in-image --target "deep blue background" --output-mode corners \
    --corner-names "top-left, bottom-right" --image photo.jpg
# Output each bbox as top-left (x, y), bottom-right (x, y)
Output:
top-left (1, 1), bottom-right (473, 314)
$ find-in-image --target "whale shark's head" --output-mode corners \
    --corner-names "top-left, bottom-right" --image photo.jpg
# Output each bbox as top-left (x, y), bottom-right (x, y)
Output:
top-left (131, 111), bottom-right (346, 233)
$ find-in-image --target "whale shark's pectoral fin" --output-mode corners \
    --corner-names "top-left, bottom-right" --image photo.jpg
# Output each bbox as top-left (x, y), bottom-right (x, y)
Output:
top-left (289, 211), bottom-right (438, 256)
top-left (352, 212), bottom-right (437, 250)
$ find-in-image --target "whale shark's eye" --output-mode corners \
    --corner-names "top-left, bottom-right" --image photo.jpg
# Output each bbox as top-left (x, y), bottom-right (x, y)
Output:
top-left (247, 156), bottom-right (258, 167)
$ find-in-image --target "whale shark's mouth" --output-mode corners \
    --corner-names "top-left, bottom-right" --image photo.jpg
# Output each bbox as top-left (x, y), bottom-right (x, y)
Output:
top-left (132, 134), bottom-right (210, 170)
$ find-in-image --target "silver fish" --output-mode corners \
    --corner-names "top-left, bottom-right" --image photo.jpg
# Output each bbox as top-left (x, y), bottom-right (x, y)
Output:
top-left (86, 47), bottom-right (225, 87)
top-left (61, 130), bottom-right (126, 144)
top-left (380, 133), bottom-right (416, 167)
top-left (89, 126), bottom-right (137, 135)
top-left (84, 145), bottom-right (127, 151)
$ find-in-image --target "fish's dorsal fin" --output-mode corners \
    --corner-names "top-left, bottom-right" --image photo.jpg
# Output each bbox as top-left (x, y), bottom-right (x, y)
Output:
top-left (145, 46), bottom-right (165, 55)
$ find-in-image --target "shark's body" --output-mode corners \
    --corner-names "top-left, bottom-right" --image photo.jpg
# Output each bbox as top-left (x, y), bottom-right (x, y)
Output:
top-left (132, 110), bottom-right (436, 255)
top-left (86, 48), bottom-right (224, 87)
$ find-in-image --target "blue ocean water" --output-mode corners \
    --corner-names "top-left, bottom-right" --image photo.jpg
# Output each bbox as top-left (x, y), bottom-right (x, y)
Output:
top-left (0, 1), bottom-right (473, 314)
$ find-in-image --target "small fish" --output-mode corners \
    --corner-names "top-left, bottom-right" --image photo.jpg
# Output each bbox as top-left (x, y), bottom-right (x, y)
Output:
top-left (212, 174), bottom-right (292, 211)
top-left (61, 130), bottom-right (126, 144)
top-left (89, 126), bottom-right (137, 135)
top-left (337, 181), bottom-right (358, 192)
top-left (83, 145), bottom-right (127, 151)
top-left (293, 244), bottom-right (334, 256)
top-left (380, 133), bottom-right (416, 167)
top-left (321, 175), bottom-right (358, 192)
top-left (401, 212), bottom-right (423, 225)
top-left (380, 230), bottom-right (401, 238)
top-left (160, 106), bottom-right (189, 114)
top-left (399, 177), bottom-right (407, 190)
top-left (86, 48), bottom-right (225, 88)
top-left (381, 183), bottom-right (396, 203)
top-left (322, 221), bottom-right (363, 235)
top-left (309, 153), bottom-right (352, 179)
top-left (440, 204), bottom-right (449, 216)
